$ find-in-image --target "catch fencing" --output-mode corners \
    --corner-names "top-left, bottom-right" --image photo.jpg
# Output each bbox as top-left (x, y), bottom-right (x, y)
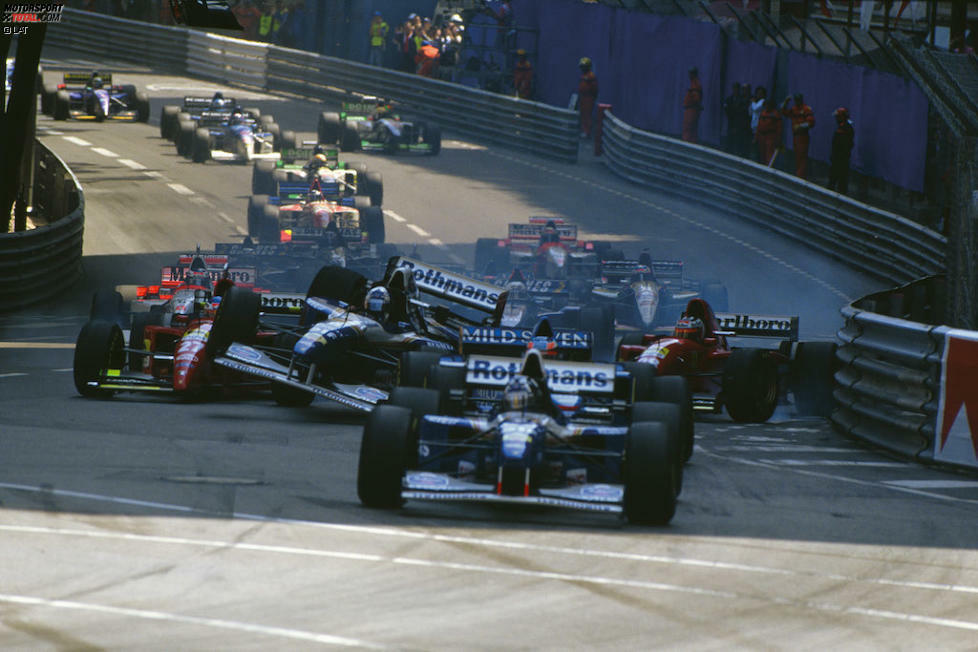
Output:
top-left (1, 141), bottom-right (85, 312)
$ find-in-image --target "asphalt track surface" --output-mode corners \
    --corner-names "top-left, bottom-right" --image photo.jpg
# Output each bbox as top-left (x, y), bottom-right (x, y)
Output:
top-left (1, 52), bottom-right (977, 649)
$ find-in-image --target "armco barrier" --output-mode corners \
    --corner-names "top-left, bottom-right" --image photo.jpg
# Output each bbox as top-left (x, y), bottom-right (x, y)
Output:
top-left (603, 111), bottom-right (946, 285)
top-left (187, 31), bottom-right (269, 90)
top-left (833, 276), bottom-right (949, 462)
top-left (1, 141), bottom-right (85, 312)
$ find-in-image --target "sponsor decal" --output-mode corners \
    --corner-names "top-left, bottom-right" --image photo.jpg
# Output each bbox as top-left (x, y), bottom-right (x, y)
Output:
top-left (260, 293), bottom-right (305, 311)
top-left (461, 327), bottom-right (590, 349)
top-left (714, 312), bottom-right (797, 337)
top-left (580, 484), bottom-right (624, 501)
top-left (508, 222), bottom-right (577, 241)
top-left (935, 329), bottom-right (978, 468)
top-left (351, 386), bottom-right (387, 403)
top-left (466, 356), bottom-right (613, 392)
top-left (405, 472), bottom-right (451, 489)
top-left (227, 343), bottom-right (263, 363)
top-left (163, 266), bottom-right (256, 287)
top-left (393, 258), bottom-right (500, 311)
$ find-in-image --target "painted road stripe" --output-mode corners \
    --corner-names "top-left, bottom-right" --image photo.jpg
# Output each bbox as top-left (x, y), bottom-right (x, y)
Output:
top-left (382, 209), bottom-right (406, 223)
top-left (406, 223), bottom-right (430, 237)
top-left (428, 237), bottom-right (444, 247)
top-left (0, 373), bottom-right (27, 378)
top-left (118, 159), bottom-right (146, 170)
top-left (91, 147), bottom-right (119, 158)
top-left (218, 212), bottom-right (235, 224)
top-left (62, 136), bottom-right (91, 147)
top-left (0, 595), bottom-right (381, 648)
top-left (39, 129), bottom-right (63, 135)
top-left (759, 459), bottom-right (909, 468)
top-left (167, 183), bottom-right (194, 196)
top-left (0, 342), bottom-right (75, 349)
top-left (884, 480), bottom-right (978, 489)
top-left (715, 445), bottom-right (863, 453)
top-left (143, 171), bottom-right (164, 179)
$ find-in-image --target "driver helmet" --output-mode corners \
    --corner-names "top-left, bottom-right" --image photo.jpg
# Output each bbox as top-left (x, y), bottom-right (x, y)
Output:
top-left (205, 294), bottom-right (221, 318)
top-left (674, 316), bottom-right (705, 343)
top-left (313, 153), bottom-right (328, 166)
top-left (505, 280), bottom-right (528, 301)
top-left (211, 91), bottom-right (227, 108)
top-left (375, 100), bottom-right (393, 118)
top-left (541, 220), bottom-right (559, 244)
top-left (502, 374), bottom-right (544, 413)
top-left (91, 76), bottom-right (104, 90)
top-left (309, 188), bottom-right (324, 202)
top-left (579, 57), bottom-right (592, 70)
top-left (229, 109), bottom-right (244, 125)
top-left (364, 285), bottom-right (391, 321)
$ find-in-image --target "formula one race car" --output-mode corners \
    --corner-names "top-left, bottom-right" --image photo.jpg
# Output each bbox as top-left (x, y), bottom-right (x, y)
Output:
top-left (247, 182), bottom-right (385, 244)
top-left (318, 98), bottom-right (441, 155)
top-left (617, 298), bottom-right (837, 422)
top-left (41, 72), bottom-right (150, 122)
top-left (73, 255), bottom-right (270, 398)
top-left (179, 106), bottom-right (283, 163)
top-left (475, 217), bottom-right (619, 278)
top-left (209, 263), bottom-right (461, 410)
top-left (251, 145), bottom-right (384, 206)
top-left (357, 347), bottom-right (685, 524)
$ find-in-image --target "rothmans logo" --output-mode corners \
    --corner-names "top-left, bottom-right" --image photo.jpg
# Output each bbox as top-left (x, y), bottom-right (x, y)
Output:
top-left (466, 357), bottom-right (613, 392)
top-left (394, 258), bottom-right (500, 310)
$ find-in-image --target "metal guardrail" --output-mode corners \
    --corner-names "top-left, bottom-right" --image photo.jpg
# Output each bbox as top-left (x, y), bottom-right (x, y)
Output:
top-left (1, 141), bottom-right (85, 312)
top-left (187, 31), bottom-right (269, 90)
top-left (45, 9), bottom-right (188, 71)
top-left (603, 111), bottom-right (946, 285)
top-left (833, 276), bottom-right (949, 461)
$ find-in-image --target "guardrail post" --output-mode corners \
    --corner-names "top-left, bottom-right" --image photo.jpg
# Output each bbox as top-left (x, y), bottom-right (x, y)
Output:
top-left (595, 103), bottom-right (612, 156)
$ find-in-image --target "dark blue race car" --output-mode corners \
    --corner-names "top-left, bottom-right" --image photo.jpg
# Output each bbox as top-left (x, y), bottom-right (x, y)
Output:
top-left (42, 72), bottom-right (149, 122)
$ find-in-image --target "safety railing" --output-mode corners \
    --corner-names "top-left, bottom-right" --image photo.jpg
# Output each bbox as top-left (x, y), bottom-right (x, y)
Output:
top-left (833, 276), bottom-right (949, 461)
top-left (1, 141), bottom-right (85, 312)
top-left (187, 31), bottom-right (269, 90)
top-left (602, 111), bottom-right (946, 285)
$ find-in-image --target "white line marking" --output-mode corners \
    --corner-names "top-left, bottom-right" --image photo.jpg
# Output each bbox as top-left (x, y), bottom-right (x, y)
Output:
top-left (117, 159), bottom-right (146, 170)
top-left (884, 480), bottom-right (978, 489)
top-left (52, 368), bottom-right (73, 372)
top-left (406, 223), bottom-right (430, 237)
top-left (218, 212), bottom-right (235, 225)
top-left (90, 147), bottom-right (119, 158)
top-left (167, 183), bottom-right (195, 196)
top-left (189, 196), bottom-right (215, 208)
top-left (0, 373), bottom-right (27, 378)
top-left (382, 209), bottom-right (406, 223)
top-left (449, 253), bottom-right (466, 265)
top-left (39, 129), bottom-right (63, 135)
top-left (428, 237), bottom-right (444, 247)
top-left (0, 594), bottom-right (381, 648)
top-left (714, 445), bottom-right (863, 453)
top-left (62, 136), bottom-right (91, 147)
top-left (142, 171), bottom-right (164, 179)
top-left (758, 459), bottom-right (909, 468)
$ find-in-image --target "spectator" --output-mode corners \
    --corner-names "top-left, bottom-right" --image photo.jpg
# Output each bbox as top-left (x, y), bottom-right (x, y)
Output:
top-left (828, 106), bottom-right (855, 194)
top-left (368, 11), bottom-right (389, 67)
top-left (781, 92), bottom-right (815, 179)
top-left (577, 57), bottom-right (598, 139)
top-left (417, 40), bottom-right (441, 77)
top-left (755, 99), bottom-right (783, 166)
top-left (723, 82), bottom-right (744, 154)
top-left (749, 86), bottom-right (766, 155)
top-left (682, 67), bottom-right (703, 144)
top-left (232, 0), bottom-right (262, 41)
top-left (514, 49), bottom-right (533, 99)
top-left (394, 19), bottom-right (415, 72)
top-left (258, 2), bottom-right (275, 42)
top-left (270, 0), bottom-right (286, 44)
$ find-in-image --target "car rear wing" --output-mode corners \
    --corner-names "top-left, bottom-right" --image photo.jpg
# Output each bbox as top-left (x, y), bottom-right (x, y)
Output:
top-left (463, 355), bottom-right (616, 394)
top-left (280, 147), bottom-right (339, 165)
top-left (183, 96), bottom-right (236, 108)
top-left (214, 241), bottom-right (322, 258)
top-left (277, 182), bottom-right (310, 201)
top-left (713, 312), bottom-right (799, 340)
top-left (508, 220), bottom-right (577, 243)
top-left (341, 101), bottom-right (377, 114)
top-left (386, 256), bottom-right (501, 314)
top-left (458, 326), bottom-right (592, 356)
top-left (62, 72), bottom-right (111, 86)
top-left (159, 264), bottom-right (258, 289)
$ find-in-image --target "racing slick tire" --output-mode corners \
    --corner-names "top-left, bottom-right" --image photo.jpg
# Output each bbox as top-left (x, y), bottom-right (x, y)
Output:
top-left (119, 84), bottom-right (137, 99)
top-left (649, 375), bottom-right (694, 463)
top-left (357, 405), bottom-right (412, 509)
top-left (306, 265), bottom-right (368, 306)
top-left (73, 320), bottom-right (126, 398)
top-left (624, 421), bottom-right (677, 525)
top-left (632, 401), bottom-right (683, 495)
top-left (427, 364), bottom-right (467, 416)
top-left (259, 204), bottom-right (280, 242)
top-left (475, 238), bottom-right (506, 275)
top-left (318, 111), bottom-right (341, 144)
top-left (247, 194), bottom-right (269, 237)
top-left (53, 90), bottom-right (70, 121)
top-left (89, 289), bottom-right (126, 327)
top-left (259, 114), bottom-right (276, 131)
top-left (177, 120), bottom-right (195, 158)
top-left (353, 196), bottom-right (372, 210)
top-left (578, 305), bottom-right (615, 362)
top-left (722, 348), bottom-right (779, 423)
top-left (389, 386), bottom-right (440, 433)
top-left (620, 361), bottom-right (656, 404)
top-left (702, 281), bottom-right (729, 312)
top-left (171, 112), bottom-right (191, 142)
top-left (398, 350), bottom-right (446, 387)
top-left (129, 305), bottom-right (165, 372)
top-left (243, 107), bottom-right (261, 119)
top-left (423, 124), bottom-right (442, 155)
top-left (252, 161), bottom-right (276, 195)
top-left (617, 331), bottom-right (646, 358)
top-left (205, 286), bottom-right (260, 357)
top-left (266, 123), bottom-right (282, 152)
top-left (279, 129), bottom-right (298, 156)
top-left (360, 206), bottom-right (385, 244)
top-left (134, 91), bottom-right (150, 123)
top-left (160, 105), bottom-right (180, 138)
top-left (365, 171), bottom-right (384, 206)
top-left (791, 341), bottom-right (837, 417)
top-left (192, 128), bottom-right (212, 163)
top-left (41, 82), bottom-right (58, 115)
top-left (340, 123), bottom-right (361, 152)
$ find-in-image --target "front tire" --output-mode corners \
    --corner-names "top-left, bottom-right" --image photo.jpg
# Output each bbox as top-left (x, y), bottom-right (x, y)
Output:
top-left (360, 206), bottom-right (385, 244)
top-left (306, 265), bottom-right (368, 305)
top-left (357, 405), bottom-right (412, 508)
top-left (723, 348), bottom-right (779, 423)
top-left (624, 421), bottom-right (677, 525)
top-left (205, 286), bottom-right (261, 356)
top-left (73, 320), bottom-right (126, 398)
top-left (319, 111), bottom-right (341, 144)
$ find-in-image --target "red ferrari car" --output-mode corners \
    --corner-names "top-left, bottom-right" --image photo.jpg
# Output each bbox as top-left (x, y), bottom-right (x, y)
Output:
top-left (617, 298), bottom-right (836, 423)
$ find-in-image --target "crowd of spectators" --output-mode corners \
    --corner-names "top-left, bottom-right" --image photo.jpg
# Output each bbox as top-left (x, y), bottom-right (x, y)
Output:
top-left (230, 1), bottom-right (306, 48)
top-left (387, 11), bottom-right (466, 78)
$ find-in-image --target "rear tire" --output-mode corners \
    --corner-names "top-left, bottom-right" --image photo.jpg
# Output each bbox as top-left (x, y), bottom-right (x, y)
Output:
top-left (160, 105), bottom-right (180, 138)
top-left (723, 348), bottom-right (779, 423)
top-left (252, 161), bottom-right (276, 195)
top-left (279, 129), bottom-right (298, 156)
top-left (398, 350), bottom-right (445, 387)
top-left (318, 111), bottom-right (341, 144)
top-left (341, 123), bottom-right (361, 152)
top-left (89, 289), bottom-right (125, 326)
top-left (624, 421), bottom-right (677, 525)
top-left (424, 124), bottom-right (442, 155)
top-left (364, 170), bottom-right (383, 206)
top-left (54, 90), bottom-right (70, 120)
top-left (134, 91), bottom-right (150, 122)
top-left (177, 120), bottom-right (195, 158)
top-left (41, 82), bottom-right (58, 115)
top-left (205, 286), bottom-right (261, 356)
top-left (192, 128), bottom-right (211, 163)
top-left (306, 265), bottom-right (368, 306)
top-left (247, 194), bottom-right (269, 237)
top-left (260, 204), bottom-right (280, 242)
top-left (128, 307), bottom-right (163, 372)
top-left (357, 405), bottom-right (412, 508)
top-left (73, 320), bottom-right (126, 398)
top-left (792, 341), bottom-right (837, 417)
top-left (360, 206), bottom-right (385, 244)
top-left (650, 375), bottom-right (694, 462)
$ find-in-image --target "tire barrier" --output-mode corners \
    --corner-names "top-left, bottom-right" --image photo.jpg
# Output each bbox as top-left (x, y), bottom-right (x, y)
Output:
top-left (1, 141), bottom-right (84, 313)
top-left (832, 276), bottom-right (955, 462)
top-left (602, 111), bottom-right (946, 286)
top-left (45, 9), bottom-right (580, 163)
